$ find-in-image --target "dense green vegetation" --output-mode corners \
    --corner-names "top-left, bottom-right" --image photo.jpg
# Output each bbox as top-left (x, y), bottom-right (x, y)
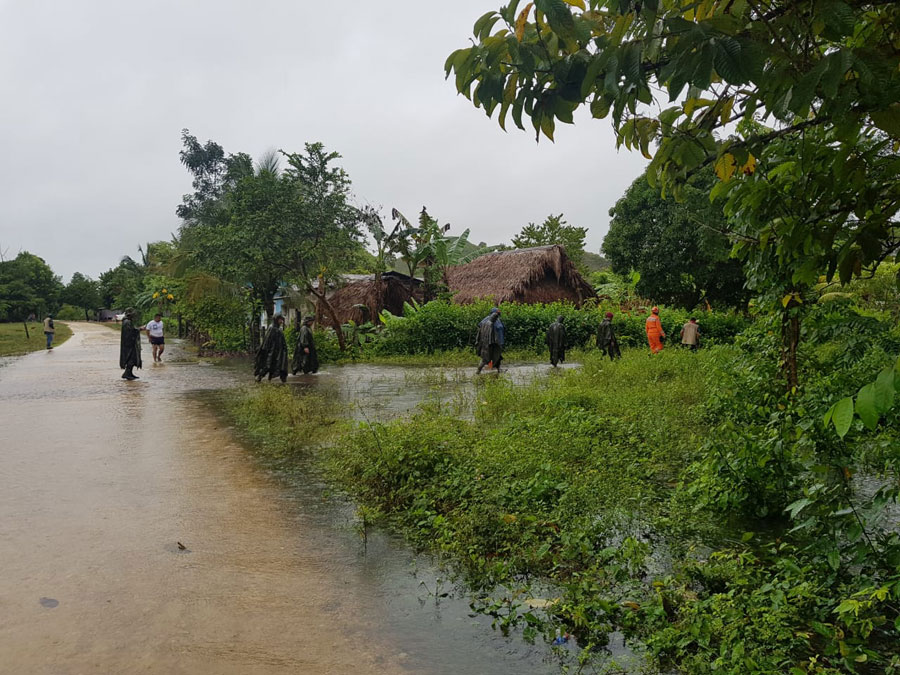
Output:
top-left (604, 168), bottom-right (748, 310)
top-left (226, 286), bottom-right (900, 672)
top-left (370, 299), bottom-right (745, 355)
top-left (0, 252), bottom-right (63, 321)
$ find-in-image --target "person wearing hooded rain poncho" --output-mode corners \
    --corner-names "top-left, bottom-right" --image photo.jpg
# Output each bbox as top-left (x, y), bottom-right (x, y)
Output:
top-left (546, 315), bottom-right (566, 367)
top-left (254, 315), bottom-right (289, 382)
top-left (292, 315), bottom-right (319, 375)
top-left (119, 308), bottom-right (142, 380)
top-left (597, 312), bottom-right (621, 361)
top-left (476, 308), bottom-right (504, 373)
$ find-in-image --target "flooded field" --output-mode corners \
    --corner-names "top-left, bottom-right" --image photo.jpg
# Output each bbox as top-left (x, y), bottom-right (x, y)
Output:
top-left (0, 323), bottom-right (572, 674)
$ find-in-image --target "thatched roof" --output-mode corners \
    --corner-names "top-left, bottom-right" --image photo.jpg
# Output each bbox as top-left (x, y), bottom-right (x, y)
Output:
top-left (446, 245), bottom-right (595, 306)
top-left (317, 274), bottom-right (422, 327)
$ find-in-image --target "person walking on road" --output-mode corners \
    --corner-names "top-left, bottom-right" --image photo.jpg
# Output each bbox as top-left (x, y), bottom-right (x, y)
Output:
top-left (681, 317), bottom-right (700, 351)
top-left (645, 307), bottom-right (666, 355)
top-left (43, 315), bottom-right (55, 350)
top-left (254, 315), bottom-right (289, 382)
top-left (597, 312), bottom-right (621, 361)
top-left (144, 313), bottom-right (166, 362)
top-left (292, 315), bottom-right (319, 375)
top-left (119, 308), bottom-right (142, 380)
top-left (475, 308), bottom-right (504, 374)
top-left (546, 315), bottom-right (566, 367)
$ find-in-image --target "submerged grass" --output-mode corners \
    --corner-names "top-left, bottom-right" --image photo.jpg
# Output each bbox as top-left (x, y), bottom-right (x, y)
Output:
top-left (222, 345), bottom-right (725, 669)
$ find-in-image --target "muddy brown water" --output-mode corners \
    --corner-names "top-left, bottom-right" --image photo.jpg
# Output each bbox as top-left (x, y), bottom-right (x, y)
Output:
top-left (0, 323), bottom-right (568, 674)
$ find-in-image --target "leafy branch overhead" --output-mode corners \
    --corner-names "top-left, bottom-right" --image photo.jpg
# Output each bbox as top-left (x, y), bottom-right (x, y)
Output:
top-left (447, 0), bottom-right (899, 262)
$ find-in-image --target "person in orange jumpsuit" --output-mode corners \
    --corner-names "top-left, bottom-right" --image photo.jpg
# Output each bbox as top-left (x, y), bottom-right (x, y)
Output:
top-left (645, 307), bottom-right (666, 354)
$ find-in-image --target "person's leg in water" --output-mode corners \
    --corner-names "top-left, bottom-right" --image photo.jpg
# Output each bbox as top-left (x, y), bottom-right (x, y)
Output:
top-left (157, 341), bottom-right (165, 361)
top-left (279, 370), bottom-right (287, 383)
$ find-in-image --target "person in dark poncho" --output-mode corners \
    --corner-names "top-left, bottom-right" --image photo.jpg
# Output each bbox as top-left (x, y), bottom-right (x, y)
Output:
top-left (119, 308), bottom-right (142, 380)
top-left (597, 312), bottom-right (621, 361)
top-left (475, 308), bottom-right (504, 374)
top-left (546, 315), bottom-right (566, 367)
top-left (254, 314), bottom-right (289, 382)
top-left (292, 315), bottom-right (319, 375)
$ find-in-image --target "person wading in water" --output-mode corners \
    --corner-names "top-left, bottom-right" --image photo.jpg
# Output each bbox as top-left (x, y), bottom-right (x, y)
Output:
top-left (546, 315), bottom-right (566, 367)
top-left (144, 313), bottom-right (165, 362)
top-left (119, 308), bottom-right (142, 380)
top-left (292, 315), bottom-right (319, 375)
top-left (254, 314), bottom-right (289, 382)
top-left (475, 308), bottom-right (504, 374)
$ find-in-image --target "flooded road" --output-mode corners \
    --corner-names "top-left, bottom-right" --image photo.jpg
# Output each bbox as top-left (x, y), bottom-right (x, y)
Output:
top-left (0, 323), bottom-right (557, 674)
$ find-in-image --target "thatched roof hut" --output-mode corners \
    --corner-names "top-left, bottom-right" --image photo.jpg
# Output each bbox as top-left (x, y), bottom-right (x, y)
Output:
top-left (317, 272), bottom-right (422, 327)
top-left (446, 245), bottom-right (595, 306)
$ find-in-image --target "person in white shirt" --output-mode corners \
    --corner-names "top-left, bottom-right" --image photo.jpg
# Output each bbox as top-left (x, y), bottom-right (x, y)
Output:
top-left (144, 313), bottom-right (165, 362)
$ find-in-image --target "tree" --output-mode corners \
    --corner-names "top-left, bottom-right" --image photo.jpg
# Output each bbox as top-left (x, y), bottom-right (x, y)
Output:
top-left (603, 169), bottom-right (748, 309)
top-left (512, 214), bottom-right (587, 268)
top-left (447, 0), bottom-right (900, 387)
top-left (389, 207), bottom-right (486, 301)
top-left (0, 252), bottom-right (62, 321)
top-left (62, 272), bottom-right (101, 320)
top-left (177, 143), bottom-right (285, 321)
top-left (273, 143), bottom-right (364, 350)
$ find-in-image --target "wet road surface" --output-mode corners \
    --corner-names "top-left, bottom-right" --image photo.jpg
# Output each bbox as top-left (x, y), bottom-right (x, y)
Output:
top-left (0, 323), bottom-right (558, 674)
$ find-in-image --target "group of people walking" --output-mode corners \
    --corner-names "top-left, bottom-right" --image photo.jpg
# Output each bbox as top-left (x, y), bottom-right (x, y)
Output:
top-left (116, 305), bottom-right (700, 381)
top-left (253, 314), bottom-right (319, 382)
top-left (475, 306), bottom-right (702, 374)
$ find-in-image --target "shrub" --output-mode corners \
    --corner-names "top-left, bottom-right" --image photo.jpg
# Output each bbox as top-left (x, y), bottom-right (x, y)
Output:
top-left (370, 299), bottom-right (748, 355)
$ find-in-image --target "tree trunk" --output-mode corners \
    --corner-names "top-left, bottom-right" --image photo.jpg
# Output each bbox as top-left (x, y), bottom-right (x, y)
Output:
top-left (84, 308), bottom-right (89, 321)
top-left (781, 303), bottom-right (801, 391)
top-left (373, 271), bottom-right (384, 321)
top-left (311, 286), bottom-right (346, 351)
top-left (22, 321), bottom-right (30, 339)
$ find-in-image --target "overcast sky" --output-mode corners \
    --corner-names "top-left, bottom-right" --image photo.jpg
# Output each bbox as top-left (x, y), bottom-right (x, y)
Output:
top-left (0, 0), bottom-right (648, 282)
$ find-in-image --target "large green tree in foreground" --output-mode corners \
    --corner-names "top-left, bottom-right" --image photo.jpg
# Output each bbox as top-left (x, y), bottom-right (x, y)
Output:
top-left (604, 169), bottom-right (748, 309)
top-left (447, 0), bottom-right (900, 386)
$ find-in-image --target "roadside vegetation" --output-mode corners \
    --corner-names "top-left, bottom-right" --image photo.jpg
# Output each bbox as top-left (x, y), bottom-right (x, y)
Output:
top-left (226, 283), bottom-right (900, 672)
top-left (0, 322), bottom-right (72, 357)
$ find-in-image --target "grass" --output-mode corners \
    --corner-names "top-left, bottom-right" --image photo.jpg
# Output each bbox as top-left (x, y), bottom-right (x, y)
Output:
top-left (0, 321), bottom-right (73, 356)
top-left (220, 346), bottom-right (727, 669)
top-left (331, 346), bottom-right (594, 367)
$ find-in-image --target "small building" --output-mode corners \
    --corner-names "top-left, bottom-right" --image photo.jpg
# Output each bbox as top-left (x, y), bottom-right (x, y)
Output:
top-left (446, 245), bottom-right (595, 306)
top-left (98, 309), bottom-right (121, 322)
top-left (316, 271), bottom-right (422, 328)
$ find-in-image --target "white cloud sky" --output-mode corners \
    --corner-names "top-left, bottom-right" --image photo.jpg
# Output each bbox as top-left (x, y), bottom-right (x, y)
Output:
top-left (0, 0), bottom-right (648, 281)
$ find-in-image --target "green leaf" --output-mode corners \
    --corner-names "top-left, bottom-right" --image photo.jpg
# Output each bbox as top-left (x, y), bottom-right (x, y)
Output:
top-left (870, 103), bottom-right (900, 139)
top-left (786, 497), bottom-right (813, 519)
top-left (534, 0), bottom-right (576, 39)
top-left (855, 383), bottom-right (879, 431)
top-left (874, 367), bottom-right (896, 414)
top-left (827, 549), bottom-right (840, 571)
top-left (832, 396), bottom-right (854, 438)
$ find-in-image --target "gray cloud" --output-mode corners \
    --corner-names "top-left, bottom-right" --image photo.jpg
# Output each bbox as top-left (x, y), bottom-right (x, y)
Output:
top-left (0, 0), bottom-right (647, 281)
